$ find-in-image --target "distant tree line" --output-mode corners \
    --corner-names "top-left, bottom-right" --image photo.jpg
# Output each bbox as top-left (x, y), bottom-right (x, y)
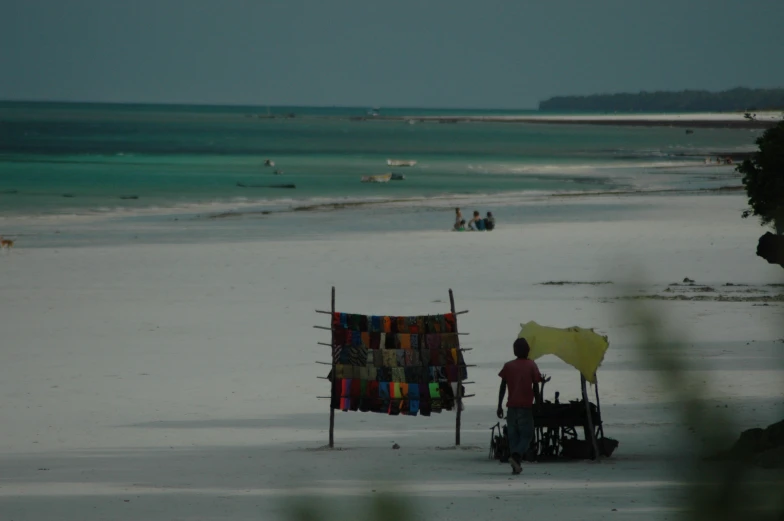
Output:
top-left (539, 87), bottom-right (784, 112)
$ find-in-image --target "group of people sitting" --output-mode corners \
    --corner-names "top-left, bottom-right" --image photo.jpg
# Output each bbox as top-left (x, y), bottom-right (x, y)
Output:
top-left (453, 208), bottom-right (495, 231)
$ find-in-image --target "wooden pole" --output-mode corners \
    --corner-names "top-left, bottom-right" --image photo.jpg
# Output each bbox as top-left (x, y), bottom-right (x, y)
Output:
top-left (449, 288), bottom-right (462, 447)
top-left (593, 374), bottom-right (604, 441)
top-left (328, 286), bottom-right (336, 448)
top-left (581, 374), bottom-right (601, 460)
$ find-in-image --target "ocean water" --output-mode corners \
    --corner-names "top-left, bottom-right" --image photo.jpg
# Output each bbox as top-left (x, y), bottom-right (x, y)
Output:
top-left (0, 102), bottom-right (758, 224)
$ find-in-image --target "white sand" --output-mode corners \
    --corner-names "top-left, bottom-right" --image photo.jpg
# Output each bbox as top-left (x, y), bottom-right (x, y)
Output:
top-left (475, 112), bottom-right (783, 122)
top-left (1, 194), bottom-right (782, 520)
top-left (401, 111), bottom-right (783, 125)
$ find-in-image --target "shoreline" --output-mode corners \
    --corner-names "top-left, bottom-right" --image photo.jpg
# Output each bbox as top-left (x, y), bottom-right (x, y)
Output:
top-left (370, 112), bottom-right (782, 129)
top-left (208, 184), bottom-right (745, 219)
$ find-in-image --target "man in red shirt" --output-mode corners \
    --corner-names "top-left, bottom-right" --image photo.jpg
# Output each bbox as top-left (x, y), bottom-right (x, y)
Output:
top-left (497, 337), bottom-right (548, 474)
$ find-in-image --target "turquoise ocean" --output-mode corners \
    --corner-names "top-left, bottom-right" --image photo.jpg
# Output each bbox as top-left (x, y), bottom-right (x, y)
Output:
top-left (0, 102), bottom-right (759, 244)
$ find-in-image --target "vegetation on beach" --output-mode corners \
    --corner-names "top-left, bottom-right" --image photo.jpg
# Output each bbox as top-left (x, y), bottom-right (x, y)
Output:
top-left (738, 121), bottom-right (784, 234)
top-left (539, 87), bottom-right (784, 112)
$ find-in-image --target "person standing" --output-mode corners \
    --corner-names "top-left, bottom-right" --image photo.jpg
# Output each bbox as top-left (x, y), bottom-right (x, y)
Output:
top-left (497, 338), bottom-right (548, 474)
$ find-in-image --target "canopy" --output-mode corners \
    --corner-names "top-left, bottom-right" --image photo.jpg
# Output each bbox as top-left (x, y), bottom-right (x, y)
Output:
top-left (517, 321), bottom-right (609, 383)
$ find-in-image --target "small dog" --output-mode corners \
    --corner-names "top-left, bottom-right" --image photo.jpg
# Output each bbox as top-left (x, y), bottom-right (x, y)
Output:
top-left (0, 236), bottom-right (14, 249)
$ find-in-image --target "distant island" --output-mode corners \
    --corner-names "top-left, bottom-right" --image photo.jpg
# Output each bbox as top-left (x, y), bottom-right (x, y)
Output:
top-left (539, 87), bottom-right (784, 113)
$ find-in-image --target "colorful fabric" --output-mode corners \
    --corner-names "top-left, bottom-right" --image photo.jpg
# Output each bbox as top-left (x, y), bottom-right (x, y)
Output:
top-left (340, 379), bottom-right (352, 411)
top-left (332, 329), bottom-right (344, 347)
top-left (368, 381), bottom-right (380, 408)
top-left (429, 382), bottom-right (442, 412)
top-left (441, 333), bottom-right (458, 348)
top-left (371, 316), bottom-right (382, 333)
top-left (408, 384), bottom-right (420, 416)
top-left (350, 380), bottom-right (362, 411)
top-left (391, 367), bottom-right (406, 382)
top-left (328, 311), bottom-right (467, 416)
top-left (396, 316), bottom-right (408, 333)
top-left (444, 313), bottom-right (457, 333)
top-left (382, 349), bottom-right (397, 367)
top-left (347, 346), bottom-right (367, 366)
top-left (444, 313), bottom-right (456, 333)
top-left (440, 382), bottom-right (455, 410)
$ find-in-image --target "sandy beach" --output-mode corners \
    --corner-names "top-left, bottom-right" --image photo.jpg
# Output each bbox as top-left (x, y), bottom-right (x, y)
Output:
top-left (1, 192), bottom-right (782, 520)
top-left (381, 112), bottom-right (783, 129)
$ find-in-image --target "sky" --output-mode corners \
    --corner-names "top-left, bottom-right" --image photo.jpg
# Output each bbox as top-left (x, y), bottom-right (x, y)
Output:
top-left (2, 0), bottom-right (784, 109)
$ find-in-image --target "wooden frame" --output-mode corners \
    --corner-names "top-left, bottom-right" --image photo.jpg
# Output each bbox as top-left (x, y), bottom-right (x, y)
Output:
top-left (316, 286), bottom-right (470, 447)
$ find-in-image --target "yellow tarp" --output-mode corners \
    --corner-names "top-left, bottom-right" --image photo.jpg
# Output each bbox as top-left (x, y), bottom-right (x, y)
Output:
top-left (517, 321), bottom-right (609, 383)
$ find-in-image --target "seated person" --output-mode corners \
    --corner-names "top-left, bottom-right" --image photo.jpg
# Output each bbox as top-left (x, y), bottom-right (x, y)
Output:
top-left (484, 211), bottom-right (495, 231)
top-left (452, 207), bottom-right (465, 231)
top-left (454, 219), bottom-right (466, 231)
top-left (467, 211), bottom-right (486, 231)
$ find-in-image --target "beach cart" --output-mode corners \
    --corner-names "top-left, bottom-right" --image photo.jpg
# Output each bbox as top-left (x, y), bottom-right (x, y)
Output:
top-left (490, 321), bottom-right (618, 462)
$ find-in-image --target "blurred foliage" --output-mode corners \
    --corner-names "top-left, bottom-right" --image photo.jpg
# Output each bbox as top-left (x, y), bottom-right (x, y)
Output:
top-left (283, 492), bottom-right (414, 521)
top-left (627, 298), bottom-right (784, 521)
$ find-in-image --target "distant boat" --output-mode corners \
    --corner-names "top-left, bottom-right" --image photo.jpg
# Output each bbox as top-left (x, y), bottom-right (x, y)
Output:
top-left (390, 173), bottom-right (406, 181)
top-left (387, 159), bottom-right (417, 167)
top-left (264, 159), bottom-right (275, 167)
top-left (361, 173), bottom-right (392, 183)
